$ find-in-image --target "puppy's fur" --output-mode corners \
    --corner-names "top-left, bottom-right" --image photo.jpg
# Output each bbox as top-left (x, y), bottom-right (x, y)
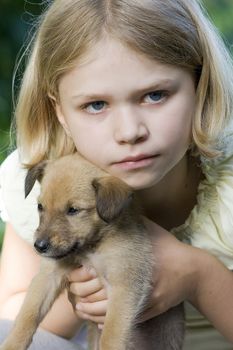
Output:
top-left (0, 153), bottom-right (184, 350)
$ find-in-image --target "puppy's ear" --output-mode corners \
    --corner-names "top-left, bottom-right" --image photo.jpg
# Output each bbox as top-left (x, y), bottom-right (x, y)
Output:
top-left (92, 177), bottom-right (133, 223)
top-left (25, 161), bottom-right (48, 198)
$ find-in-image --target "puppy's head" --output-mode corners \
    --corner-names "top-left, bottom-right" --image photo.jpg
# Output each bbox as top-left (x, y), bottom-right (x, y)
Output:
top-left (25, 154), bottom-right (133, 259)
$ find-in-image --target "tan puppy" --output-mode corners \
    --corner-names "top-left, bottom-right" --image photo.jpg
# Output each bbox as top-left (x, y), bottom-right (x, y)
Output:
top-left (0, 153), bottom-right (184, 350)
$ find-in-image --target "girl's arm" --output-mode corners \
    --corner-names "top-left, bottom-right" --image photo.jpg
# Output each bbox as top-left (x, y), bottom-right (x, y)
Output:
top-left (69, 219), bottom-right (233, 342)
top-left (0, 223), bottom-right (83, 339)
top-left (142, 220), bottom-right (233, 343)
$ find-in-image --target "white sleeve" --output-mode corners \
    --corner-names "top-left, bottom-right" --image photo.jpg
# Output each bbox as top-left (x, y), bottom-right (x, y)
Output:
top-left (0, 150), bottom-right (40, 244)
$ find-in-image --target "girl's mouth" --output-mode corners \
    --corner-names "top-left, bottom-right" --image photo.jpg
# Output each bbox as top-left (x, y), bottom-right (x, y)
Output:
top-left (112, 154), bottom-right (159, 170)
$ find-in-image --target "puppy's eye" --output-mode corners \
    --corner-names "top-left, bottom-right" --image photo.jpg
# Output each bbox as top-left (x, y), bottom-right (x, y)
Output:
top-left (38, 203), bottom-right (43, 212)
top-left (67, 207), bottom-right (80, 216)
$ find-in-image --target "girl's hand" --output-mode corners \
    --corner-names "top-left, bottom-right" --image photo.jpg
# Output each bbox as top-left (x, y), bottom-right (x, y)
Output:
top-left (144, 218), bottom-right (233, 343)
top-left (68, 266), bottom-right (108, 328)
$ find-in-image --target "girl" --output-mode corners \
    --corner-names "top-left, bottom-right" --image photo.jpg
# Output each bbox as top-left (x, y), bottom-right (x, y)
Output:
top-left (1, 0), bottom-right (233, 349)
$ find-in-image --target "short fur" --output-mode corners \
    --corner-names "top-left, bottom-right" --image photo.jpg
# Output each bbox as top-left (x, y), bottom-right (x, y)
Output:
top-left (0, 153), bottom-right (184, 350)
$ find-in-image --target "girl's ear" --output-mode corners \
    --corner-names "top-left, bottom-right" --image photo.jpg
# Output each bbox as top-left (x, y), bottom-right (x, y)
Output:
top-left (48, 94), bottom-right (71, 137)
top-left (92, 177), bottom-right (133, 223)
top-left (25, 161), bottom-right (48, 198)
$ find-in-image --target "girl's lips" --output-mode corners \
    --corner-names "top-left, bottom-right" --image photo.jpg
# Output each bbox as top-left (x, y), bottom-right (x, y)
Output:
top-left (112, 154), bottom-right (159, 170)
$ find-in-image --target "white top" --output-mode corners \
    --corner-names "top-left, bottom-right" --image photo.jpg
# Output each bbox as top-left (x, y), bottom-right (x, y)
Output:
top-left (0, 150), bottom-right (40, 244)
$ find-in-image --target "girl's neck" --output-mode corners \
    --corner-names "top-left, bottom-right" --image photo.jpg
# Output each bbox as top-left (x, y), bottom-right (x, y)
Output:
top-left (137, 154), bottom-right (203, 230)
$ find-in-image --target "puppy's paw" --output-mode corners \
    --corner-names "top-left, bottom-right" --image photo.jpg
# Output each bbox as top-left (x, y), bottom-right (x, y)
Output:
top-left (0, 343), bottom-right (21, 350)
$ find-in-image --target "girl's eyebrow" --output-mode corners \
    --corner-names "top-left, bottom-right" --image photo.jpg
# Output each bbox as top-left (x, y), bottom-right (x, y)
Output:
top-left (72, 93), bottom-right (110, 101)
top-left (71, 78), bottom-right (178, 101)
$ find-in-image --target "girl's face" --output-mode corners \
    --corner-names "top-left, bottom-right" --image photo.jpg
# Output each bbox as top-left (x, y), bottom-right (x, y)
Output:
top-left (56, 38), bottom-right (196, 190)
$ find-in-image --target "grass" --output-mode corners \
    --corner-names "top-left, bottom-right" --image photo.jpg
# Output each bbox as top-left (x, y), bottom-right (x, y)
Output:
top-left (0, 219), bottom-right (5, 251)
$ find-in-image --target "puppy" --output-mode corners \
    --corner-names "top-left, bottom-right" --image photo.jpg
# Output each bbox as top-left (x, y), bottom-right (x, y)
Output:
top-left (0, 153), bottom-right (184, 350)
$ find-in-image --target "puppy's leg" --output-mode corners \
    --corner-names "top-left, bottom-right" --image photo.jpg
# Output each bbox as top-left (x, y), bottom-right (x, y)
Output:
top-left (100, 286), bottom-right (139, 350)
top-left (0, 260), bottom-right (67, 350)
top-left (87, 322), bottom-right (101, 350)
top-left (130, 304), bottom-right (185, 350)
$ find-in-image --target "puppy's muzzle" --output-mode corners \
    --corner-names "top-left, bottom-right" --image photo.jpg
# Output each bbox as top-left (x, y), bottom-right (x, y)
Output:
top-left (34, 238), bottom-right (83, 260)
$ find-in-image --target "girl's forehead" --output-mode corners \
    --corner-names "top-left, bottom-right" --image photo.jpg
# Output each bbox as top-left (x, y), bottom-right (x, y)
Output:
top-left (73, 37), bottom-right (139, 69)
top-left (59, 37), bottom-right (190, 89)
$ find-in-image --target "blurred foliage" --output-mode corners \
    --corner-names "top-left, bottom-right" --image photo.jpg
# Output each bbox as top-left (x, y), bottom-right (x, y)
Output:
top-left (204, 0), bottom-right (233, 48)
top-left (0, 0), bottom-right (233, 244)
top-left (0, 221), bottom-right (4, 250)
top-left (0, 0), bottom-right (43, 163)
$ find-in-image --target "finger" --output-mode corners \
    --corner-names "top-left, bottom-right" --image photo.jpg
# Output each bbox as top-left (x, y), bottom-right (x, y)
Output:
top-left (137, 308), bottom-right (156, 323)
top-left (137, 302), bottom-right (169, 323)
top-left (68, 265), bottom-right (97, 283)
top-left (70, 278), bottom-right (103, 298)
top-left (80, 288), bottom-right (107, 303)
top-left (77, 311), bottom-right (106, 325)
top-left (76, 299), bottom-right (108, 317)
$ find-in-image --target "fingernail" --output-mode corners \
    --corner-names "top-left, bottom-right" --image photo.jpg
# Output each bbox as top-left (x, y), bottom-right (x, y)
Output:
top-left (98, 324), bottom-right (104, 330)
top-left (89, 268), bottom-right (97, 277)
top-left (76, 303), bottom-right (83, 311)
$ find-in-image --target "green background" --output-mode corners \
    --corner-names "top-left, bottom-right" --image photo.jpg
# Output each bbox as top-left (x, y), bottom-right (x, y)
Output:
top-left (0, 0), bottom-right (233, 249)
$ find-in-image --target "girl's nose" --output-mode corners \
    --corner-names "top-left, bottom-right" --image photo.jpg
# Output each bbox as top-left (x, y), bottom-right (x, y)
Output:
top-left (114, 108), bottom-right (149, 145)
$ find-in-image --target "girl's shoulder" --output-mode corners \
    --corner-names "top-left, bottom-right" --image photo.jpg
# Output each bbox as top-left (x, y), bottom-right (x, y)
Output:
top-left (0, 150), bottom-right (39, 243)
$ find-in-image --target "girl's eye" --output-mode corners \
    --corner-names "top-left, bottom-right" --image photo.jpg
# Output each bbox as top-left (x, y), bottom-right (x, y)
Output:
top-left (144, 91), bottom-right (167, 104)
top-left (83, 101), bottom-right (106, 114)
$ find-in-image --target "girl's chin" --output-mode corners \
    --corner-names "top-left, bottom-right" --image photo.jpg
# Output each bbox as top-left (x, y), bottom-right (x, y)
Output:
top-left (117, 175), bottom-right (159, 191)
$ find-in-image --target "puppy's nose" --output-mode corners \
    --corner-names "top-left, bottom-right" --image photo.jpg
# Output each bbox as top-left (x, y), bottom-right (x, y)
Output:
top-left (34, 239), bottom-right (50, 253)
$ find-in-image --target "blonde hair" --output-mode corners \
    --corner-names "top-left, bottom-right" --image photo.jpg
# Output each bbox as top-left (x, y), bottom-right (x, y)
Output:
top-left (14, 0), bottom-right (233, 166)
